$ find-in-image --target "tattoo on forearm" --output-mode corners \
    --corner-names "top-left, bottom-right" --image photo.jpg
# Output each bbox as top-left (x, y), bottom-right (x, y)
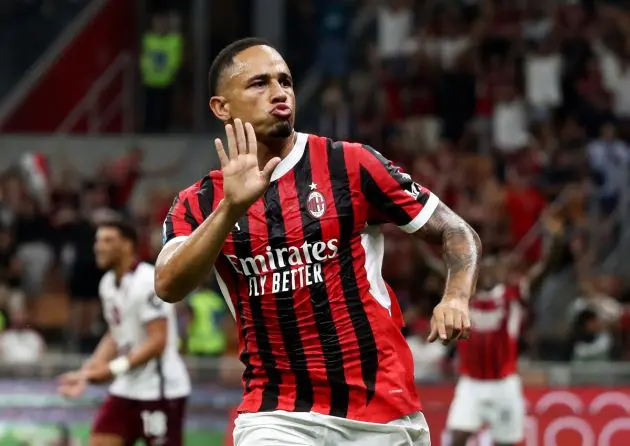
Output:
top-left (416, 203), bottom-right (482, 298)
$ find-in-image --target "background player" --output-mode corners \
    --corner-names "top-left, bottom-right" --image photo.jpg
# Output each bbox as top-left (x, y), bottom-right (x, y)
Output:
top-left (445, 216), bottom-right (564, 446)
top-left (58, 220), bottom-right (190, 446)
top-left (155, 38), bottom-right (481, 446)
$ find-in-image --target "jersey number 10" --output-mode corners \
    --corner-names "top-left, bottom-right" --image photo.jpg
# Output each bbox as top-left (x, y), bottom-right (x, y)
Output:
top-left (141, 410), bottom-right (167, 437)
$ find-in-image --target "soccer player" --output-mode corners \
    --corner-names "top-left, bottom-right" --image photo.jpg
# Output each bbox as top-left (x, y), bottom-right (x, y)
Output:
top-left (58, 220), bottom-right (190, 446)
top-left (446, 238), bottom-right (562, 446)
top-left (156, 38), bottom-right (481, 446)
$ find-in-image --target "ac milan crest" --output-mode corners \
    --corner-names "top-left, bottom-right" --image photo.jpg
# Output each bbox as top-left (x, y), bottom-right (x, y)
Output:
top-left (306, 190), bottom-right (326, 218)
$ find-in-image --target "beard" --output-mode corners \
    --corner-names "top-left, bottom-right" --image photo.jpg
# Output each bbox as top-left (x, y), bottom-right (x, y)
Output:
top-left (268, 120), bottom-right (293, 139)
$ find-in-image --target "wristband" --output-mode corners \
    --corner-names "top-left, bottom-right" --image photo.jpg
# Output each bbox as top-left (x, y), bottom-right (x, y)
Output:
top-left (108, 356), bottom-right (131, 377)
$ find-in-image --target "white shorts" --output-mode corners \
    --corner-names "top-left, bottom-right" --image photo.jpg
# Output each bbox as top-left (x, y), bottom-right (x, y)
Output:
top-left (446, 375), bottom-right (525, 444)
top-left (233, 410), bottom-right (431, 446)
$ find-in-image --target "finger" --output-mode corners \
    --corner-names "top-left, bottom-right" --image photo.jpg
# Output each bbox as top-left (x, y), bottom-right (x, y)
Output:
top-left (225, 124), bottom-right (238, 159)
top-left (434, 311), bottom-right (447, 341)
top-left (234, 118), bottom-right (247, 154)
top-left (215, 138), bottom-right (229, 167)
top-left (261, 157), bottom-right (281, 182)
top-left (427, 324), bottom-right (439, 343)
top-left (245, 122), bottom-right (258, 155)
top-left (443, 310), bottom-right (454, 341)
top-left (452, 311), bottom-right (464, 340)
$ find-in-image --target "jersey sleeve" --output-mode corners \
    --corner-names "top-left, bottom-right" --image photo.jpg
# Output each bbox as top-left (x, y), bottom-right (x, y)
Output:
top-left (357, 145), bottom-right (440, 233)
top-left (162, 179), bottom-right (212, 246)
top-left (139, 287), bottom-right (170, 323)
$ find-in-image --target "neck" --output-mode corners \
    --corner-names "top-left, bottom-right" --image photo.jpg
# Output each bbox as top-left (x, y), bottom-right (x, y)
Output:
top-left (114, 255), bottom-right (137, 282)
top-left (257, 131), bottom-right (296, 168)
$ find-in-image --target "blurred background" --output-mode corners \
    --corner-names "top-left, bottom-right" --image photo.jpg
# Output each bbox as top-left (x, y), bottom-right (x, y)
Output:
top-left (1, 0), bottom-right (630, 444)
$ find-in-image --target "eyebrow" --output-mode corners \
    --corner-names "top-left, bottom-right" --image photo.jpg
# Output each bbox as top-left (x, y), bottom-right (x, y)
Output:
top-left (245, 71), bottom-right (292, 84)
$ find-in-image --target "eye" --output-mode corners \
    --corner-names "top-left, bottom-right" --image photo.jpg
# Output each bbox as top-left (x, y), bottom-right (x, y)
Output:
top-left (251, 80), bottom-right (266, 88)
top-left (281, 78), bottom-right (293, 88)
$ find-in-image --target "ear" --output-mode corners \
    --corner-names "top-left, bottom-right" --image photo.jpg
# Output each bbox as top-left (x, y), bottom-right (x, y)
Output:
top-left (209, 96), bottom-right (231, 122)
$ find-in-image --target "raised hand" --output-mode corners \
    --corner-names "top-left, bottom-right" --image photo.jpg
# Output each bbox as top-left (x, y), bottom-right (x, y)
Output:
top-left (214, 119), bottom-right (281, 216)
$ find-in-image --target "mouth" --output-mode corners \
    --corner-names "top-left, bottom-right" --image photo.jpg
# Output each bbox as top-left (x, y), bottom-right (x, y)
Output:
top-left (270, 104), bottom-right (292, 118)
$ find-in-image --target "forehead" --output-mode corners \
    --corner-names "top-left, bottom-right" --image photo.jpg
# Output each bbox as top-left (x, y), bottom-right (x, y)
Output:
top-left (225, 45), bottom-right (289, 84)
top-left (96, 227), bottom-right (121, 239)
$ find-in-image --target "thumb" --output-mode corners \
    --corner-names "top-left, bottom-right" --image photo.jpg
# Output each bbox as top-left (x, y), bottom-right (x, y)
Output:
top-left (261, 157), bottom-right (281, 182)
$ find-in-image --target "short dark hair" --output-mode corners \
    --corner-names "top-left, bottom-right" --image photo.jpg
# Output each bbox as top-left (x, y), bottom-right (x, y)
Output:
top-left (98, 219), bottom-right (138, 248)
top-left (208, 37), bottom-right (273, 96)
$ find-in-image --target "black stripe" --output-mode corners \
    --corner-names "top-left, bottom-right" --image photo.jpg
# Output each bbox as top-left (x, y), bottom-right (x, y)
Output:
top-left (197, 176), bottom-right (214, 219)
top-left (156, 358), bottom-right (165, 400)
top-left (361, 144), bottom-right (428, 198)
top-left (183, 198), bottom-right (199, 230)
top-left (263, 183), bottom-right (314, 412)
top-left (294, 145), bottom-right (350, 418)
top-left (222, 259), bottom-right (253, 392)
top-left (328, 141), bottom-right (378, 404)
top-left (360, 166), bottom-right (411, 225)
top-left (232, 215), bottom-right (281, 411)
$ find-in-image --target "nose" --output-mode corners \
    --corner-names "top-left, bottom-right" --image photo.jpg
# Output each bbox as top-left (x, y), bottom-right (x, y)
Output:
top-left (270, 80), bottom-right (287, 104)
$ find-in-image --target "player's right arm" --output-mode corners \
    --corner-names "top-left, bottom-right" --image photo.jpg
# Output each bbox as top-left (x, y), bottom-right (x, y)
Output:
top-left (83, 331), bottom-right (117, 368)
top-left (155, 119), bottom-right (280, 302)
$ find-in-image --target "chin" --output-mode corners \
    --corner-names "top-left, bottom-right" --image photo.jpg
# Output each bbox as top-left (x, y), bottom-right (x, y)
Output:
top-left (268, 121), bottom-right (293, 139)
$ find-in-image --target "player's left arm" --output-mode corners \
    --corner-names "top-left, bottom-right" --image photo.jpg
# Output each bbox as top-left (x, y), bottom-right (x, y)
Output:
top-left (357, 144), bottom-right (481, 342)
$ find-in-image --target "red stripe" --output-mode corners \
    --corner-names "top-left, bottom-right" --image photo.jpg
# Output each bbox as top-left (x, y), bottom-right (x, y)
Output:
top-left (277, 169), bottom-right (330, 413)
top-left (308, 137), bottom-right (364, 416)
top-left (246, 198), bottom-right (296, 412)
top-left (171, 192), bottom-right (193, 237)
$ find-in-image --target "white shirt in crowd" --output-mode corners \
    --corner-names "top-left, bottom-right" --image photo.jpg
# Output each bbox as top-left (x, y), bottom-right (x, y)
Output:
top-left (0, 329), bottom-right (45, 364)
top-left (377, 5), bottom-right (414, 58)
top-left (422, 36), bottom-right (471, 70)
top-left (525, 53), bottom-right (562, 108)
top-left (594, 42), bottom-right (630, 118)
top-left (493, 99), bottom-right (529, 153)
top-left (587, 138), bottom-right (630, 197)
top-left (99, 262), bottom-right (191, 400)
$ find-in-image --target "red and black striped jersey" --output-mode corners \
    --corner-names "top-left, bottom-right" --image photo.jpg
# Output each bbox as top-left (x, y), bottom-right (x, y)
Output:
top-left (162, 132), bottom-right (440, 423)
top-left (457, 284), bottom-right (525, 380)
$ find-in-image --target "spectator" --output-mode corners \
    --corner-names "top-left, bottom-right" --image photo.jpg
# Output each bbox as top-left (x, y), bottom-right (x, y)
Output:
top-left (587, 121), bottom-right (630, 215)
top-left (525, 36), bottom-right (563, 121)
top-left (571, 308), bottom-right (614, 361)
top-left (376, 0), bottom-right (415, 73)
top-left (492, 84), bottom-right (529, 156)
top-left (0, 307), bottom-right (45, 365)
top-left (140, 12), bottom-right (183, 133)
top-left (181, 277), bottom-right (230, 358)
top-left (0, 224), bottom-right (24, 317)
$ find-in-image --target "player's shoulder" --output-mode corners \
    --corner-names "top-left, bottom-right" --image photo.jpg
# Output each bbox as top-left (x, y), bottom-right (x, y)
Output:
top-left (308, 133), bottom-right (366, 153)
top-left (175, 173), bottom-right (218, 200)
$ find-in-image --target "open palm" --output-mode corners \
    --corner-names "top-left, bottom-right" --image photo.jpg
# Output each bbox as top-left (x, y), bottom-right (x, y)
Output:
top-left (215, 119), bottom-right (280, 215)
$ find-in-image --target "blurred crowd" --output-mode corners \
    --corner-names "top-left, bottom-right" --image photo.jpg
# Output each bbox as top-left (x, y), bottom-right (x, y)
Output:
top-left (303, 0), bottom-right (630, 375)
top-left (0, 149), bottom-right (181, 357)
top-left (2, 0), bottom-right (630, 382)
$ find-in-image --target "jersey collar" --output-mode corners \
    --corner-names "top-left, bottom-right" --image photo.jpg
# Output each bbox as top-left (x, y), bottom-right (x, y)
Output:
top-left (269, 132), bottom-right (308, 182)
